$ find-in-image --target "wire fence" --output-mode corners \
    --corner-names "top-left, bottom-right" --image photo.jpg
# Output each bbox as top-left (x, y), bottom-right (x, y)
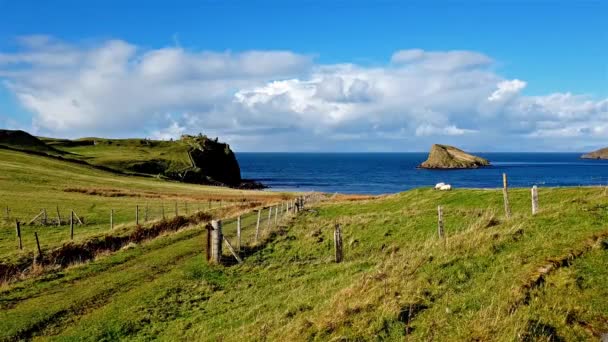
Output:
top-left (1, 199), bottom-right (245, 229)
top-left (0, 193), bottom-right (325, 270)
top-left (208, 193), bottom-right (326, 264)
top-left (0, 198), bottom-right (255, 259)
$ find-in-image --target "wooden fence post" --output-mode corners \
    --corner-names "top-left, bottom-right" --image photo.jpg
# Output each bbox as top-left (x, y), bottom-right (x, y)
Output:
top-left (144, 204), bottom-right (148, 222)
top-left (267, 207), bottom-right (272, 230)
top-left (223, 236), bottom-right (243, 264)
top-left (502, 173), bottom-right (512, 219)
top-left (175, 201), bottom-right (178, 217)
top-left (27, 210), bottom-right (45, 226)
top-left (73, 211), bottom-right (83, 225)
top-left (236, 215), bottom-right (241, 252)
top-left (16, 220), bottom-right (22, 250)
top-left (110, 209), bottom-right (114, 230)
top-left (56, 205), bottom-right (61, 226)
top-left (274, 205), bottom-right (278, 225)
top-left (161, 204), bottom-right (165, 220)
top-left (255, 209), bottom-right (261, 243)
top-left (210, 220), bottom-right (223, 264)
top-left (206, 224), bottom-right (212, 261)
top-left (34, 232), bottom-right (42, 260)
top-left (70, 210), bottom-right (74, 240)
top-left (136, 205), bottom-right (139, 225)
top-left (531, 185), bottom-right (539, 215)
top-left (437, 205), bottom-right (444, 239)
top-left (334, 224), bottom-right (343, 263)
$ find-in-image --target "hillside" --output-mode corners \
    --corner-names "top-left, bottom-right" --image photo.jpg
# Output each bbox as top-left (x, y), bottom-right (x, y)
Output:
top-left (0, 148), bottom-right (286, 268)
top-left (419, 144), bottom-right (490, 169)
top-left (0, 129), bottom-right (64, 155)
top-left (1, 130), bottom-right (258, 188)
top-left (581, 147), bottom-right (608, 160)
top-left (0, 148), bottom-right (606, 341)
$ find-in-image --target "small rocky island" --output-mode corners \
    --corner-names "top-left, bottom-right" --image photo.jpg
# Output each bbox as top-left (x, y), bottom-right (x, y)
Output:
top-left (419, 144), bottom-right (490, 169)
top-left (581, 147), bottom-right (608, 160)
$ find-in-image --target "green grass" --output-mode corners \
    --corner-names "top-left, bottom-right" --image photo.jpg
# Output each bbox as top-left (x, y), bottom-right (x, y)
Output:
top-left (0, 148), bottom-right (285, 265)
top-left (45, 138), bottom-right (192, 173)
top-left (4, 131), bottom-right (234, 181)
top-left (1, 175), bottom-right (606, 340)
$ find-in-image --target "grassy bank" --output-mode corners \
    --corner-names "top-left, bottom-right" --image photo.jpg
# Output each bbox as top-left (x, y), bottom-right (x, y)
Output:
top-left (0, 148), bottom-right (287, 266)
top-left (1, 165), bottom-right (606, 340)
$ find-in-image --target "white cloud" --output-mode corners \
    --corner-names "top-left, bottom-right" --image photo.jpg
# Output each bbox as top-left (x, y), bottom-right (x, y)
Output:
top-left (415, 124), bottom-right (477, 137)
top-left (0, 37), bottom-right (313, 136)
top-left (0, 36), bottom-right (606, 151)
top-left (488, 79), bottom-right (527, 101)
top-left (150, 121), bottom-right (186, 140)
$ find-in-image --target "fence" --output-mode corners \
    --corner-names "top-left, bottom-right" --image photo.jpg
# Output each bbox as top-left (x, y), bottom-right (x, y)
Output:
top-left (0, 193), bottom-right (324, 279)
top-left (207, 194), bottom-right (322, 264)
top-left (2, 199), bottom-right (243, 229)
top-left (0, 198), bottom-right (254, 261)
top-left (436, 173), bottom-right (542, 241)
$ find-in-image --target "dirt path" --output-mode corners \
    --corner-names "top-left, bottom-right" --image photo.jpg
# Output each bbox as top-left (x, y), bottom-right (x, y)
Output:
top-left (0, 229), bottom-right (204, 340)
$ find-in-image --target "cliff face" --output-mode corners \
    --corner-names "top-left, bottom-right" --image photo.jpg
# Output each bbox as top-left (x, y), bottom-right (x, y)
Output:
top-left (581, 148), bottom-right (608, 160)
top-left (419, 144), bottom-right (490, 169)
top-left (179, 135), bottom-right (242, 186)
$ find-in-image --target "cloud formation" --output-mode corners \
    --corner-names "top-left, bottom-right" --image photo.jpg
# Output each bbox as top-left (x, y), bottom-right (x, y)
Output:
top-left (488, 79), bottom-right (527, 102)
top-left (0, 37), bottom-right (606, 151)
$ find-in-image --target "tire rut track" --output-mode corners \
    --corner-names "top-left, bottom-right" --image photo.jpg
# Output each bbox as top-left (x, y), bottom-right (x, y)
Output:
top-left (508, 230), bottom-right (608, 314)
top-left (2, 234), bottom-right (203, 341)
top-left (0, 228), bottom-right (203, 310)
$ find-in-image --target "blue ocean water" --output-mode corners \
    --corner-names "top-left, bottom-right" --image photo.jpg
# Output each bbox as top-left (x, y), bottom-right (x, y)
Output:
top-left (237, 153), bottom-right (608, 195)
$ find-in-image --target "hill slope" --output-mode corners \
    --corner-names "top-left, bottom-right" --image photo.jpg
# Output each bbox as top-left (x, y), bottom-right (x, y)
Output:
top-left (0, 148), bottom-right (284, 267)
top-left (0, 129), bottom-right (64, 155)
top-left (1, 177), bottom-right (606, 340)
top-left (2, 130), bottom-right (256, 187)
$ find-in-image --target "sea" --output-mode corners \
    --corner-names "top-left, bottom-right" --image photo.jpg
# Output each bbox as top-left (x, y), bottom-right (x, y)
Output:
top-left (237, 153), bottom-right (608, 195)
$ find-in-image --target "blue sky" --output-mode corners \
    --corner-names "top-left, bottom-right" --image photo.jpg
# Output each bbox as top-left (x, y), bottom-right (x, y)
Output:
top-left (0, 0), bottom-right (606, 151)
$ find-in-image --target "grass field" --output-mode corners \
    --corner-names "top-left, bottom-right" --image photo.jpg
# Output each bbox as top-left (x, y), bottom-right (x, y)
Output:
top-left (41, 137), bottom-right (193, 174)
top-left (0, 148), bottom-right (288, 267)
top-left (1, 148), bottom-right (607, 341)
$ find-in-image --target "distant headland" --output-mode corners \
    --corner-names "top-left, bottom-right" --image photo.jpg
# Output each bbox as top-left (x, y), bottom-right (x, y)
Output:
top-left (581, 147), bottom-right (608, 160)
top-left (0, 129), bottom-right (264, 189)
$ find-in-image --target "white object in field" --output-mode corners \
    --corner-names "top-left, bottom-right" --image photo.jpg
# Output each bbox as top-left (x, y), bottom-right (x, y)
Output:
top-left (439, 184), bottom-right (452, 191)
top-left (434, 182), bottom-right (446, 190)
